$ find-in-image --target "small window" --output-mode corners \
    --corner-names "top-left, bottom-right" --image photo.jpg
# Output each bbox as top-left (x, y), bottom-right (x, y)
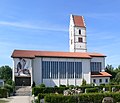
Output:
top-left (93, 79), bottom-right (96, 83)
top-left (71, 39), bottom-right (73, 44)
top-left (71, 31), bottom-right (72, 36)
top-left (105, 79), bottom-right (108, 83)
top-left (78, 37), bottom-right (83, 42)
top-left (99, 79), bottom-right (102, 83)
top-left (79, 29), bottom-right (81, 34)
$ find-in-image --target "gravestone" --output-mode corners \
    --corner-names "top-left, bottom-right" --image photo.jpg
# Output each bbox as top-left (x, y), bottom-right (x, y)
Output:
top-left (102, 97), bottom-right (114, 103)
top-left (112, 87), bottom-right (115, 92)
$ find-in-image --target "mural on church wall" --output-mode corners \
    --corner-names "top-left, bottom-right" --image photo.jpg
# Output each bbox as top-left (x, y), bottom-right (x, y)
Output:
top-left (14, 58), bottom-right (32, 77)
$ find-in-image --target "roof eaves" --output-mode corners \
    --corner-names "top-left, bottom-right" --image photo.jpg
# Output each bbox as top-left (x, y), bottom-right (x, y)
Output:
top-left (35, 55), bottom-right (92, 59)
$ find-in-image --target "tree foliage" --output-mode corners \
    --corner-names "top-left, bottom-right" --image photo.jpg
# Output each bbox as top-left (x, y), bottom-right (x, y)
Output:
top-left (81, 78), bottom-right (86, 86)
top-left (0, 65), bottom-right (12, 83)
top-left (115, 72), bottom-right (120, 84)
top-left (105, 64), bottom-right (120, 84)
top-left (105, 64), bottom-right (117, 79)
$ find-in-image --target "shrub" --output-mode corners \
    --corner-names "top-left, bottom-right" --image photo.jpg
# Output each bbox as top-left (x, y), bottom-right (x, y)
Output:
top-left (100, 83), bottom-right (105, 86)
top-left (44, 93), bottom-right (120, 103)
top-left (86, 88), bottom-right (99, 93)
top-left (4, 84), bottom-right (13, 93)
top-left (38, 93), bottom-right (46, 103)
top-left (81, 78), bottom-right (86, 86)
top-left (60, 85), bottom-right (66, 87)
top-left (110, 85), bottom-right (120, 91)
top-left (68, 85), bottom-right (74, 89)
top-left (45, 94), bottom-right (78, 103)
top-left (32, 87), bottom-right (69, 96)
top-left (0, 88), bottom-right (8, 98)
top-left (39, 83), bottom-right (45, 87)
top-left (6, 80), bottom-right (13, 85)
top-left (32, 81), bottom-right (36, 88)
top-left (79, 85), bottom-right (93, 93)
top-left (35, 99), bottom-right (39, 103)
top-left (98, 85), bottom-right (120, 92)
top-left (56, 87), bottom-right (69, 94)
top-left (54, 85), bottom-right (58, 88)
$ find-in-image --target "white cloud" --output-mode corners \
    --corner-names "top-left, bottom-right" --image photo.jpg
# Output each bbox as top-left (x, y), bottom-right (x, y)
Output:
top-left (0, 21), bottom-right (67, 32)
top-left (88, 32), bottom-right (116, 41)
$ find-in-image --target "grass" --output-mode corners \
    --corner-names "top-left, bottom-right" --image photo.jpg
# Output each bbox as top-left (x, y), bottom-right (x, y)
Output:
top-left (0, 100), bottom-right (9, 103)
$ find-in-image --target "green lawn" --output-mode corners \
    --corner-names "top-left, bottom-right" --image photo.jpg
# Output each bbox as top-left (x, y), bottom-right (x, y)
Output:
top-left (0, 100), bottom-right (8, 103)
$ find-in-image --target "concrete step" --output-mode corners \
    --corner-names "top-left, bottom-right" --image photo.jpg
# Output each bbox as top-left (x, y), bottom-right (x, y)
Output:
top-left (15, 86), bottom-right (32, 96)
top-left (15, 92), bottom-right (31, 96)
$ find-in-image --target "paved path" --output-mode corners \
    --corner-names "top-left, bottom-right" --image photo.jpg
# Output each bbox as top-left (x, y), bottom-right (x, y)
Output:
top-left (8, 96), bottom-right (32, 103)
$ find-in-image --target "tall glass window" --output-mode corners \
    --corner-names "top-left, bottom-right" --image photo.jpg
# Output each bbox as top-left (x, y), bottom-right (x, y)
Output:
top-left (90, 62), bottom-right (102, 72)
top-left (42, 61), bottom-right (82, 79)
top-left (51, 61), bottom-right (58, 79)
top-left (42, 61), bottom-right (50, 79)
top-left (59, 62), bottom-right (66, 79)
top-left (67, 62), bottom-right (74, 78)
top-left (75, 62), bottom-right (82, 78)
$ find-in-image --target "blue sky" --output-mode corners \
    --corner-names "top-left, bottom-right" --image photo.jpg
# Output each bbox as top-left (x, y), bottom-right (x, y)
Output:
top-left (0, 0), bottom-right (120, 68)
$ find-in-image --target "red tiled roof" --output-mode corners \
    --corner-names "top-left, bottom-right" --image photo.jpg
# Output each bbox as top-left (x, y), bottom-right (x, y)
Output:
top-left (11, 50), bottom-right (91, 58)
top-left (11, 50), bottom-right (106, 59)
top-left (91, 72), bottom-right (112, 77)
top-left (73, 15), bottom-right (85, 27)
top-left (89, 53), bottom-right (106, 57)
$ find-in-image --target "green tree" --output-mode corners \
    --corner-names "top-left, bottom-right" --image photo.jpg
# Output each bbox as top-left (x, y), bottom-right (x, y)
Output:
top-left (105, 64), bottom-right (114, 71)
top-left (81, 78), bottom-right (86, 86)
top-left (0, 65), bottom-right (12, 83)
top-left (115, 65), bottom-right (120, 73)
top-left (115, 72), bottom-right (120, 84)
top-left (105, 64), bottom-right (116, 79)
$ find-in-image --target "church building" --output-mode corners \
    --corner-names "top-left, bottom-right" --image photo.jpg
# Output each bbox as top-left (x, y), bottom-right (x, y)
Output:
top-left (11, 15), bottom-right (111, 87)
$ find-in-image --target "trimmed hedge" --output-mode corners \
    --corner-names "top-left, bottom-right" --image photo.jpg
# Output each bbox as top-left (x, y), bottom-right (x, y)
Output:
top-left (0, 88), bottom-right (8, 98)
top-left (32, 87), bottom-right (69, 96)
top-left (44, 93), bottom-right (120, 103)
top-left (85, 88), bottom-right (99, 93)
top-left (32, 85), bottom-right (120, 97)
top-left (45, 94), bottom-right (77, 103)
top-left (79, 85), bottom-right (93, 93)
top-left (96, 85), bottom-right (120, 92)
top-left (38, 93), bottom-right (46, 103)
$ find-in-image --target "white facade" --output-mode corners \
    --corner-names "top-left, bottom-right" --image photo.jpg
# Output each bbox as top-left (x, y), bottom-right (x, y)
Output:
top-left (91, 77), bottom-right (110, 86)
top-left (69, 15), bottom-right (87, 52)
top-left (12, 55), bottom-right (110, 87)
top-left (12, 14), bottom-right (111, 87)
top-left (33, 57), bottom-right (91, 87)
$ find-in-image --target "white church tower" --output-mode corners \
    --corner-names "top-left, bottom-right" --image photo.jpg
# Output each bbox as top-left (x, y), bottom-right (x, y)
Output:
top-left (69, 14), bottom-right (87, 52)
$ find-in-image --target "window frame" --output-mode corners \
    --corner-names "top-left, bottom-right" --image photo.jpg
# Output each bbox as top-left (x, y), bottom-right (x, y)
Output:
top-left (105, 79), bottom-right (108, 83)
top-left (99, 79), bottom-right (102, 83)
top-left (93, 79), bottom-right (96, 83)
top-left (79, 29), bottom-right (81, 34)
top-left (78, 37), bottom-right (83, 42)
top-left (90, 62), bottom-right (102, 72)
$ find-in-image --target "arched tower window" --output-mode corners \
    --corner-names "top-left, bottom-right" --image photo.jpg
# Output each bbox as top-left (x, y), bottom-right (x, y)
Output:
top-left (79, 29), bottom-right (81, 34)
top-left (78, 37), bottom-right (83, 42)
